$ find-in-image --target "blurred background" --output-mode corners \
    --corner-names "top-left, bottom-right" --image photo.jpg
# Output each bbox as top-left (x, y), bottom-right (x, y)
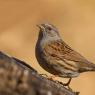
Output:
top-left (0, 0), bottom-right (95, 95)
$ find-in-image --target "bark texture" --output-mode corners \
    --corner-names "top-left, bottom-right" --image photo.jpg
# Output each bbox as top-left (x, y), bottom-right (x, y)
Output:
top-left (0, 51), bottom-right (79, 95)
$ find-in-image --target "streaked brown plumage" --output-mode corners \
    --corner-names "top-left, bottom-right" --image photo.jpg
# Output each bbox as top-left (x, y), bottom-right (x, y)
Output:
top-left (35, 23), bottom-right (95, 86)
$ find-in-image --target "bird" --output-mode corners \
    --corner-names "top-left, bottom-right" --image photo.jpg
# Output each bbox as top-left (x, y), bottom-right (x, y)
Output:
top-left (35, 23), bottom-right (95, 86)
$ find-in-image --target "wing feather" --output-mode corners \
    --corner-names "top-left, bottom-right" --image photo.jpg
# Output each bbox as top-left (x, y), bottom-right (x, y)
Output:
top-left (44, 39), bottom-right (90, 64)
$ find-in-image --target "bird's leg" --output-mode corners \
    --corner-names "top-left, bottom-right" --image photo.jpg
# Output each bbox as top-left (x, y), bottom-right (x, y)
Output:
top-left (64, 78), bottom-right (73, 91)
top-left (63, 78), bottom-right (72, 86)
top-left (57, 78), bottom-right (72, 90)
top-left (61, 78), bottom-right (80, 93)
top-left (40, 74), bottom-right (73, 90)
top-left (57, 78), bottom-right (72, 86)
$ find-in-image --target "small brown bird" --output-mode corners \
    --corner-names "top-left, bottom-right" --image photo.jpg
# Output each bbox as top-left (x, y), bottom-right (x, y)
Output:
top-left (35, 23), bottom-right (95, 86)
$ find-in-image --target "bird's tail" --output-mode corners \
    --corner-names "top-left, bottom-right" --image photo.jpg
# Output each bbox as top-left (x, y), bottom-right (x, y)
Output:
top-left (79, 62), bottom-right (95, 73)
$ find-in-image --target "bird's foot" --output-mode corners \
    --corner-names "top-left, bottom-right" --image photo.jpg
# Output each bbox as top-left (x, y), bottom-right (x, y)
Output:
top-left (60, 78), bottom-right (72, 89)
top-left (40, 74), bottom-right (57, 81)
top-left (40, 74), bottom-right (79, 94)
top-left (55, 81), bottom-right (72, 90)
top-left (47, 75), bottom-right (58, 80)
top-left (56, 81), bottom-right (80, 95)
top-left (40, 74), bottom-right (48, 77)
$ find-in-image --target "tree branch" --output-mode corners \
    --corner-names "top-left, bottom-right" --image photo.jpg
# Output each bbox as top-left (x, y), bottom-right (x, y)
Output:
top-left (0, 51), bottom-right (79, 95)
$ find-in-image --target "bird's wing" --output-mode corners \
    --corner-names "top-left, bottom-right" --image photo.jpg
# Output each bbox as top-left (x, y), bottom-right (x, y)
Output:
top-left (44, 39), bottom-right (90, 64)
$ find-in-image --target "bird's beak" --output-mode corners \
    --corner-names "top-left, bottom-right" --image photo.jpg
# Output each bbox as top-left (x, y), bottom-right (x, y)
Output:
top-left (36, 24), bottom-right (45, 31)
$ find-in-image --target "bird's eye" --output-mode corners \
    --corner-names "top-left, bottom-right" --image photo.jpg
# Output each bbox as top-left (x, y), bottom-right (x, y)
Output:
top-left (47, 27), bottom-right (52, 31)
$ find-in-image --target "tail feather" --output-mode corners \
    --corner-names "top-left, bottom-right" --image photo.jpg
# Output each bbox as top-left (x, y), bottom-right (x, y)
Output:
top-left (88, 62), bottom-right (95, 71)
top-left (79, 62), bottom-right (95, 73)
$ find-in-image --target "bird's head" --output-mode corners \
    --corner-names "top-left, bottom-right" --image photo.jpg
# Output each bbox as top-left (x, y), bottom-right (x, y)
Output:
top-left (37, 23), bottom-right (60, 40)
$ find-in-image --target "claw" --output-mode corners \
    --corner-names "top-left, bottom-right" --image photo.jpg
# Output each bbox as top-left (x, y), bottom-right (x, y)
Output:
top-left (40, 74), bottom-right (48, 77)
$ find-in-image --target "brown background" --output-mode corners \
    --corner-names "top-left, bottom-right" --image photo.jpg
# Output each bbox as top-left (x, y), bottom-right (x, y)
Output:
top-left (0, 0), bottom-right (95, 95)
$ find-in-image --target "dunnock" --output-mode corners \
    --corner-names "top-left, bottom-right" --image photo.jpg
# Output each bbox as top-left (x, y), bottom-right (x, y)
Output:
top-left (35, 23), bottom-right (95, 86)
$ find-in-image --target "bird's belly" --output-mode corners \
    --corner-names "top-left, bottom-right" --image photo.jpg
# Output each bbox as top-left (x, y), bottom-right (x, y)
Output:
top-left (36, 53), bottom-right (59, 75)
top-left (36, 50), bottom-right (79, 78)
